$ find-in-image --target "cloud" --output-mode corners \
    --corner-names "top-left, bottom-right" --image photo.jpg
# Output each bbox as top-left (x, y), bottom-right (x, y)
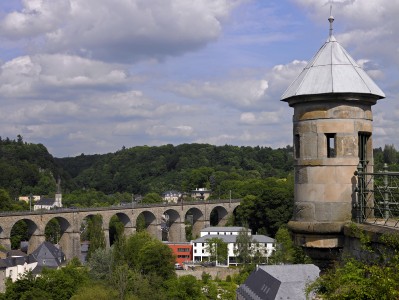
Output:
top-left (0, 0), bottom-right (245, 64)
top-left (169, 78), bottom-right (269, 108)
top-left (293, 0), bottom-right (399, 66)
top-left (0, 54), bottom-right (130, 99)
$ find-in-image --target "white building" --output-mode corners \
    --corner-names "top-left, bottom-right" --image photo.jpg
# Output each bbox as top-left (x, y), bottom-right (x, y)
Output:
top-left (33, 178), bottom-right (62, 211)
top-left (191, 188), bottom-right (211, 200)
top-left (0, 251), bottom-right (37, 292)
top-left (191, 227), bottom-right (275, 266)
top-left (162, 190), bottom-right (182, 203)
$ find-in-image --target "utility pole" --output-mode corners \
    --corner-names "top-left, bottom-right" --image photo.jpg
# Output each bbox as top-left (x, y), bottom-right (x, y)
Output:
top-left (29, 193), bottom-right (32, 212)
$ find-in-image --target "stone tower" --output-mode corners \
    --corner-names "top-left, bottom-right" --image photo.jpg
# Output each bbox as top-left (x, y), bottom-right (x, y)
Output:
top-left (281, 14), bottom-right (385, 265)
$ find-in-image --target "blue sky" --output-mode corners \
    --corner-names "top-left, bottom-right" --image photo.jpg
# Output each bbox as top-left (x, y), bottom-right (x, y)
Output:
top-left (0, 0), bottom-right (397, 157)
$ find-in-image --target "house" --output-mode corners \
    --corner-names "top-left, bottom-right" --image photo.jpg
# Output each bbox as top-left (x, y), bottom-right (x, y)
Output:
top-left (191, 188), bottom-right (211, 200)
top-left (164, 242), bottom-right (193, 268)
top-left (191, 227), bottom-right (275, 266)
top-left (162, 190), bottom-right (182, 203)
top-left (33, 178), bottom-right (63, 211)
top-left (30, 241), bottom-right (66, 274)
top-left (237, 264), bottom-right (320, 300)
top-left (0, 251), bottom-right (37, 292)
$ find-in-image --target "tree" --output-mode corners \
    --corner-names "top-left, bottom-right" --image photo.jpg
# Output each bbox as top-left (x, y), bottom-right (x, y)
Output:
top-left (235, 177), bottom-right (294, 236)
top-left (87, 247), bottom-right (113, 280)
top-left (10, 220), bottom-right (29, 249)
top-left (205, 237), bottom-right (228, 265)
top-left (86, 215), bottom-right (106, 260)
top-left (138, 239), bottom-right (176, 280)
top-left (142, 192), bottom-right (162, 204)
top-left (71, 284), bottom-right (117, 300)
top-left (45, 218), bottom-right (61, 244)
top-left (234, 227), bottom-right (253, 264)
top-left (270, 226), bottom-right (310, 264)
top-left (0, 188), bottom-right (13, 211)
top-left (165, 275), bottom-right (206, 300)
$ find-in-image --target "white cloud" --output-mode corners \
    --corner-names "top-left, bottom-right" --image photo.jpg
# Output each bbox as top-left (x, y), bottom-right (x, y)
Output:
top-left (170, 78), bottom-right (269, 108)
top-left (0, 0), bottom-right (245, 63)
top-left (0, 54), bottom-right (130, 99)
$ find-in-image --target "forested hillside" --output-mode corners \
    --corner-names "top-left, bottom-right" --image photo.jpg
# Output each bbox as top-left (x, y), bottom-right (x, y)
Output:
top-left (0, 136), bottom-right (67, 199)
top-left (56, 143), bottom-right (295, 196)
top-left (1, 135), bottom-right (397, 202)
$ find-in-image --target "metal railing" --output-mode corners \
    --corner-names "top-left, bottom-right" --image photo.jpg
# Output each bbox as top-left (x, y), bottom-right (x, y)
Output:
top-left (355, 163), bottom-right (399, 228)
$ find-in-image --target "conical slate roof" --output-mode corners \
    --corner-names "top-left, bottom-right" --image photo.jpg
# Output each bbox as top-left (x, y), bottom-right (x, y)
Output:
top-left (281, 30), bottom-right (385, 102)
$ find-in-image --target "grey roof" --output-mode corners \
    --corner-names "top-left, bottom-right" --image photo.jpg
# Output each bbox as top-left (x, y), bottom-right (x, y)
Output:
top-left (192, 234), bottom-right (275, 244)
top-left (201, 226), bottom-right (248, 233)
top-left (281, 34), bottom-right (385, 102)
top-left (0, 254), bottom-right (37, 270)
top-left (237, 264), bottom-right (320, 300)
top-left (35, 198), bottom-right (56, 206)
top-left (31, 241), bottom-right (66, 270)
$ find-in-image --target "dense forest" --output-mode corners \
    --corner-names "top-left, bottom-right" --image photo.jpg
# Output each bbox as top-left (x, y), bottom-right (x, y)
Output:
top-left (0, 136), bottom-right (294, 199)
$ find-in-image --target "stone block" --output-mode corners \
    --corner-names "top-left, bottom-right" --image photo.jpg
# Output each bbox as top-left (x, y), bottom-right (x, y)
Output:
top-left (292, 202), bottom-right (315, 221)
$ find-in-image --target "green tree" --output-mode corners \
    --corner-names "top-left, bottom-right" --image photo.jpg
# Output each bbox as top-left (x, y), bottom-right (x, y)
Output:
top-left (142, 192), bottom-right (162, 204)
top-left (71, 284), bottom-right (117, 300)
top-left (0, 188), bottom-right (13, 211)
top-left (234, 227), bottom-right (253, 264)
top-left (165, 275), bottom-right (206, 300)
top-left (10, 220), bottom-right (29, 249)
top-left (86, 215), bottom-right (106, 260)
top-left (205, 237), bottom-right (228, 265)
top-left (87, 247), bottom-right (113, 280)
top-left (138, 239), bottom-right (176, 280)
top-left (45, 218), bottom-right (61, 244)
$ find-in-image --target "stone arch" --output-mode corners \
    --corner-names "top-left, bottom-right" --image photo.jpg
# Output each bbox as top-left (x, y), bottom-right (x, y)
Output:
top-left (80, 213), bottom-right (106, 247)
top-left (209, 206), bottom-right (229, 226)
top-left (108, 212), bottom-right (133, 245)
top-left (136, 211), bottom-right (157, 238)
top-left (185, 208), bottom-right (204, 240)
top-left (44, 217), bottom-right (73, 259)
top-left (10, 218), bottom-right (41, 253)
top-left (162, 209), bottom-right (183, 242)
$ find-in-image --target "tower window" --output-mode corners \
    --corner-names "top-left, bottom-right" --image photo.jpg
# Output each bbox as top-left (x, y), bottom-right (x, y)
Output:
top-left (294, 134), bottom-right (300, 158)
top-left (326, 133), bottom-right (336, 158)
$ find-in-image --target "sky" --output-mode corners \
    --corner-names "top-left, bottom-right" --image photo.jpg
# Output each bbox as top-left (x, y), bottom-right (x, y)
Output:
top-left (0, 0), bottom-right (398, 158)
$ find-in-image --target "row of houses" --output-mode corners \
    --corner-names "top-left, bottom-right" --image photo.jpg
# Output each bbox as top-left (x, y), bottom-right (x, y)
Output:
top-left (162, 188), bottom-right (212, 203)
top-left (166, 226), bottom-right (275, 267)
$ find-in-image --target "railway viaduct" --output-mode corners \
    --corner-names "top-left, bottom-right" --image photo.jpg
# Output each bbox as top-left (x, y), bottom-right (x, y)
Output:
top-left (0, 199), bottom-right (240, 260)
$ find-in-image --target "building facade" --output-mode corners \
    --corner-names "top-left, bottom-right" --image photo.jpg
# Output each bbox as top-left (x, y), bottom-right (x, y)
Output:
top-left (191, 227), bottom-right (275, 266)
top-left (164, 242), bottom-right (193, 267)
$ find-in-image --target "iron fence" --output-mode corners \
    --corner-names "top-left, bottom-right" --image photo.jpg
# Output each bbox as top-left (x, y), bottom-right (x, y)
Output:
top-left (355, 163), bottom-right (399, 228)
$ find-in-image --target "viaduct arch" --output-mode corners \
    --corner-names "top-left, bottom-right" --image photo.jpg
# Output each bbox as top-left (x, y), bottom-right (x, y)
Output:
top-left (0, 200), bottom-right (240, 260)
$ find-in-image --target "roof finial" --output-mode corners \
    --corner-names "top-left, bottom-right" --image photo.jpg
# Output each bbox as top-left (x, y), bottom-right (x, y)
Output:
top-left (328, 4), bottom-right (334, 37)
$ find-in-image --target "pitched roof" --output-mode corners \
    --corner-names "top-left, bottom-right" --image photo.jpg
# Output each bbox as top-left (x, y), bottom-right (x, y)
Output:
top-left (281, 28), bottom-right (385, 102)
top-left (237, 264), bottom-right (320, 300)
top-left (192, 234), bottom-right (275, 244)
top-left (201, 226), bottom-right (248, 232)
top-left (31, 241), bottom-right (66, 269)
top-left (35, 197), bottom-right (56, 206)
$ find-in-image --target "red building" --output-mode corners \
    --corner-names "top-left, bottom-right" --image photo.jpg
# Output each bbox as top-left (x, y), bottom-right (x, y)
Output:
top-left (165, 242), bottom-right (193, 267)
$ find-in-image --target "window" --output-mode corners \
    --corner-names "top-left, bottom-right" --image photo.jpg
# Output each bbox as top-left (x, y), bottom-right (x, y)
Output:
top-left (326, 133), bottom-right (336, 158)
top-left (358, 132), bottom-right (370, 169)
top-left (194, 250), bottom-right (197, 253)
top-left (295, 134), bottom-right (300, 158)
top-left (178, 248), bottom-right (190, 252)
top-left (202, 250), bottom-right (204, 253)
